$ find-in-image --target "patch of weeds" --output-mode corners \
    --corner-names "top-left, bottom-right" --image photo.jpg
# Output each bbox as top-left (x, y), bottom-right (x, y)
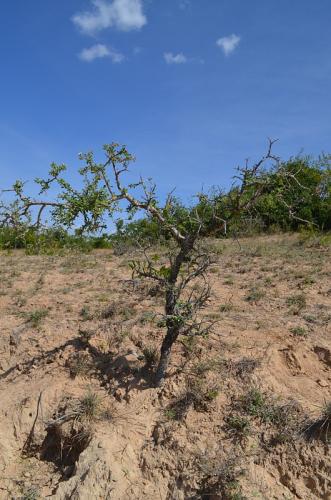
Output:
top-left (98, 293), bottom-right (110, 302)
top-left (219, 302), bottom-right (233, 313)
top-left (268, 401), bottom-right (305, 446)
top-left (264, 276), bottom-right (273, 287)
top-left (26, 308), bottom-right (49, 328)
top-left (209, 243), bottom-right (225, 256)
top-left (245, 287), bottom-right (265, 303)
top-left (224, 276), bottom-right (234, 285)
top-left (142, 345), bottom-right (158, 368)
top-left (99, 303), bottom-right (117, 319)
top-left (78, 327), bottom-right (94, 344)
top-left (80, 305), bottom-right (93, 321)
top-left (66, 351), bottom-right (92, 378)
top-left (240, 387), bottom-right (268, 419)
top-left (289, 326), bottom-right (308, 338)
top-left (139, 311), bottom-right (155, 325)
top-left (13, 292), bottom-right (27, 307)
top-left (299, 232), bottom-right (331, 249)
top-left (35, 274), bottom-right (45, 290)
top-left (286, 293), bottom-right (306, 314)
top-left (148, 284), bottom-right (163, 298)
top-left (197, 454), bottom-right (246, 500)
top-left (237, 387), bottom-right (304, 445)
top-left (301, 276), bottom-right (316, 286)
top-left (9, 268), bottom-right (21, 278)
top-left (205, 311), bottom-right (221, 321)
top-left (293, 271), bottom-right (306, 279)
top-left (167, 380), bottom-right (220, 419)
top-left (226, 415), bottom-right (251, 440)
top-left (78, 391), bottom-right (102, 422)
top-left (165, 397), bottom-right (190, 421)
top-left (242, 245), bottom-right (263, 258)
top-left (237, 266), bottom-right (251, 274)
top-left (62, 254), bottom-right (97, 273)
top-left (121, 307), bottom-right (136, 321)
top-left (19, 487), bottom-right (39, 500)
top-left (240, 387), bottom-right (290, 424)
top-left (304, 401), bottom-right (331, 443)
top-left (180, 335), bottom-right (199, 357)
top-left (98, 301), bottom-right (137, 321)
top-left (206, 387), bottom-right (219, 401)
top-left (164, 408), bottom-right (177, 420)
top-left (108, 324), bottom-right (130, 346)
top-left (191, 358), bottom-right (223, 376)
top-left (303, 314), bottom-right (318, 324)
top-left (233, 358), bottom-right (260, 379)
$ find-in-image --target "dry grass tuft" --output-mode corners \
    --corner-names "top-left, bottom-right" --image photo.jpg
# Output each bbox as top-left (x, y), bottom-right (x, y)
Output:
top-left (304, 401), bottom-right (331, 443)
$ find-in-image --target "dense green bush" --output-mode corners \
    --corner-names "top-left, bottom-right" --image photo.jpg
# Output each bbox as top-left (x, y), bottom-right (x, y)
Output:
top-left (0, 226), bottom-right (112, 253)
top-left (193, 155), bottom-right (331, 235)
top-left (253, 156), bottom-right (330, 231)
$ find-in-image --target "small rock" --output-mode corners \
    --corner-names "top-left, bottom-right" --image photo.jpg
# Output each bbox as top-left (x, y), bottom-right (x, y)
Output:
top-left (127, 348), bottom-right (138, 357)
top-left (10, 324), bottom-right (27, 347)
top-left (317, 379), bottom-right (329, 387)
top-left (114, 388), bottom-right (126, 402)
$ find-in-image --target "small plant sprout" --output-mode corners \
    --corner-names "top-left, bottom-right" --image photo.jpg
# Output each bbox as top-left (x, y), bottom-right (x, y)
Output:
top-left (219, 301), bottom-right (233, 313)
top-left (80, 305), bottom-right (93, 321)
top-left (286, 293), bottom-right (306, 314)
top-left (26, 308), bottom-right (49, 328)
top-left (78, 391), bottom-right (102, 422)
top-left (289, 326), bottom-right (307, 338)
top-left (245, 287), bottom-right (265, 303)
top-left (227, 415), bottom-right (251, 439)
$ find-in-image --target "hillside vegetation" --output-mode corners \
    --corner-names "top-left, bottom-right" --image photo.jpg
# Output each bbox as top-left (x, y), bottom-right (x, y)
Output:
top-left (1, 151), bottom-right (330, 253)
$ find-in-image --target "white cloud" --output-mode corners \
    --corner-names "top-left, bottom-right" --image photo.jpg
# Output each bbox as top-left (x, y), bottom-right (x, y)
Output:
top-left (79, 44), bottom-right (124, 62)
top-left (216, 34), bottom-right (241, 56)
top-left (179, 0), bottom-right (191, 9)
top-left (72, 0), bottom-right (147, 35)
top-left (164, 52), bottom-right (187, 64)
top-left (108, 47), bottom-right (125, 62)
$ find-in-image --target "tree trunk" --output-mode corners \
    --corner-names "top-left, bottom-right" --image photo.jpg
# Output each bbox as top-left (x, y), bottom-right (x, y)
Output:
top-left (155, 237), bottom-right (194, 387)
top-left (155, 327), bottom-right (178, 387)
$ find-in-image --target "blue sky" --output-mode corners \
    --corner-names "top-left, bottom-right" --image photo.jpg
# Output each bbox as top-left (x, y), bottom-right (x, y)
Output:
top-left (1, 0), bottom-right (330, 201)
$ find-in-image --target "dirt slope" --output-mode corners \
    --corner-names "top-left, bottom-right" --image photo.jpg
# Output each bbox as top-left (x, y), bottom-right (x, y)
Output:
top-left (0, 234), bottom-right (330, 499)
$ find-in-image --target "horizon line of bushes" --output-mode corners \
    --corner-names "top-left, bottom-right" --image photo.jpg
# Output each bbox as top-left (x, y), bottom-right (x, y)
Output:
top-left (1, 154), bottom-right (330, 253)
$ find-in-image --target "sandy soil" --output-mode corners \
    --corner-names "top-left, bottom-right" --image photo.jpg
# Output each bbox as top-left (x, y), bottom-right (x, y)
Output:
top-left (0, 234), bottom-right (330, 499)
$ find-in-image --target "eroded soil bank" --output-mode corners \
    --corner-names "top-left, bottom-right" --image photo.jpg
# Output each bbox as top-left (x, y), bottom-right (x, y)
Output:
top-left (0, 234), bottom-right (330, 499)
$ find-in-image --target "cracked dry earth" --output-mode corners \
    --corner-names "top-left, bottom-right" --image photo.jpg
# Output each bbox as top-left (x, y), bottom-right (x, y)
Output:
top-left (0, 234), bottom-right (330, 499)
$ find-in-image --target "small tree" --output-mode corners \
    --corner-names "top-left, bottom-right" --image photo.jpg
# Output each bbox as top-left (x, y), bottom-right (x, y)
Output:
top-left (0, 139), bottom-right (304, 385)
